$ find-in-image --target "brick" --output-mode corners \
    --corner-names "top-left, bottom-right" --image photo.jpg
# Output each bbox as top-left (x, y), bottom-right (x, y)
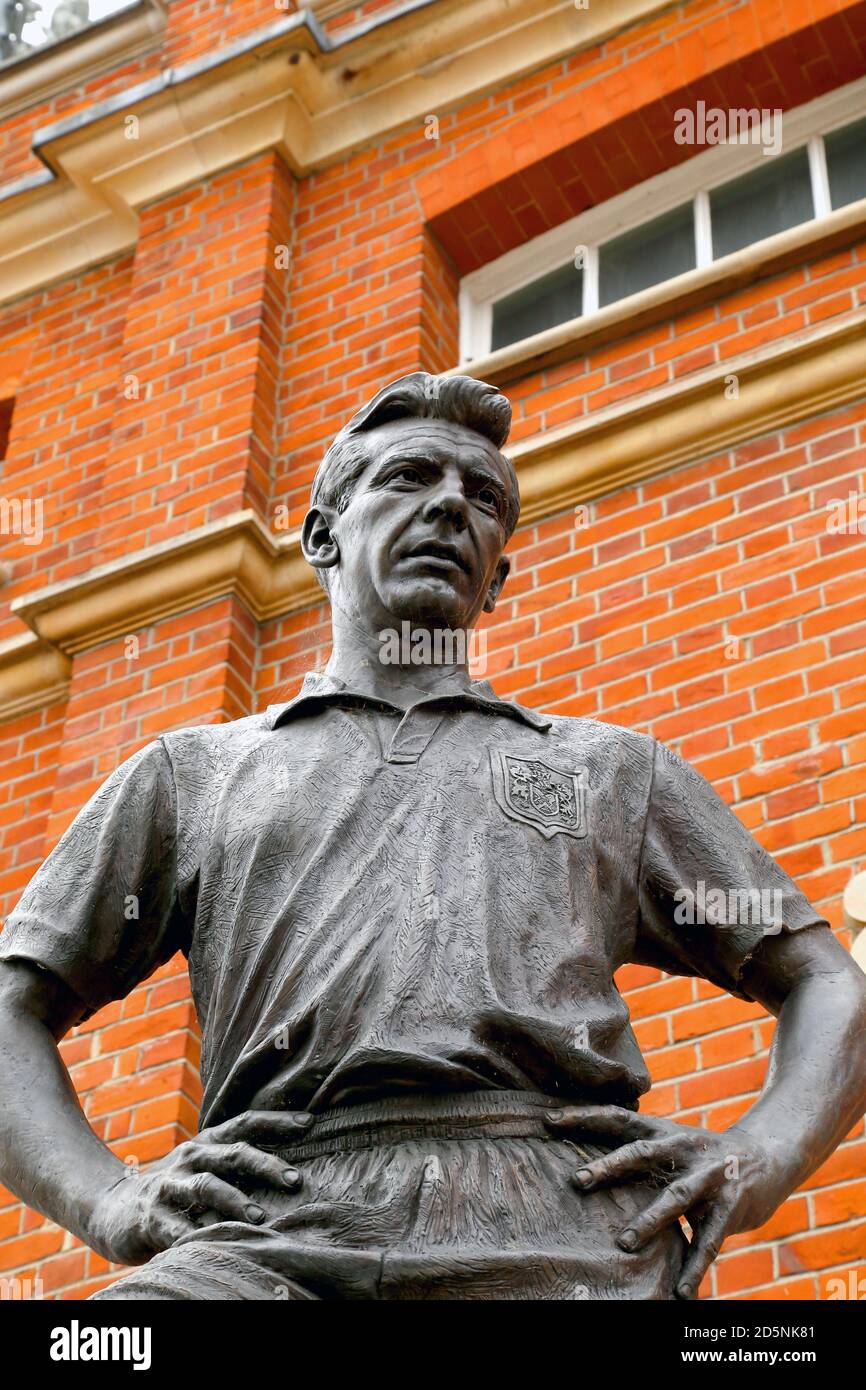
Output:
top-left (4, 0), bottom-right (866, 1307)
top-left (715, 1249), bottom-right (775, 1295)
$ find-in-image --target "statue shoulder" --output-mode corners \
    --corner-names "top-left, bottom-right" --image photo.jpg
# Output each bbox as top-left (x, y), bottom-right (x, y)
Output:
top-left (540, 711), bottom-right (656, 766)
top-left (159, 709), bottom-right (277, 777)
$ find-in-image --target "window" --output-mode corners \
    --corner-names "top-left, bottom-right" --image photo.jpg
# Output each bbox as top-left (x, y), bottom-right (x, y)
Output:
top-left (709, 148), bottom-right (813, 259)
top-left (460, 80), bottom-right (866, 361)
top-left (0, 0), bottom-right (137, 69)
top-left (825, 115), bottom-right (866, 211)
top-left (599, 202), bottom-right (695, 307)
top-left (491, 262), bottom-right (583, 351)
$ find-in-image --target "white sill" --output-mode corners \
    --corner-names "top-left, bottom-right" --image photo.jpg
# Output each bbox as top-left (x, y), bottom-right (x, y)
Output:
top-left (454, 196), bottom-right (866, 386)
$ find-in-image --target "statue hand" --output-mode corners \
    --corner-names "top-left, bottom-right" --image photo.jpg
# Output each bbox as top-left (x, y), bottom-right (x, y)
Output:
top-left (87, 1109), bottom-right (315, 1266)
top-left (545, 1105), bottom-right (787, 1299)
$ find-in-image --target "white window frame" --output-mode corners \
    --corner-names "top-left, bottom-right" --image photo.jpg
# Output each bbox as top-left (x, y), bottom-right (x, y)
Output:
top-left (459, 76), bottom-right (866, 363)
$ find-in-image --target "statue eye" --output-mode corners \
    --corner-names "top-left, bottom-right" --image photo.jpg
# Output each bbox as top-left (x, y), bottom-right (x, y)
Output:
top-left (392, 466), bottom-right (424, 484)
top-left (476, 486), bottom-right (501, 511)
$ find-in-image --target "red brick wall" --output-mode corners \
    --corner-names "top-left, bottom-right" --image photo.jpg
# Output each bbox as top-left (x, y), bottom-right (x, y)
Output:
top-left (1, 0), bottom-right (864, 1299)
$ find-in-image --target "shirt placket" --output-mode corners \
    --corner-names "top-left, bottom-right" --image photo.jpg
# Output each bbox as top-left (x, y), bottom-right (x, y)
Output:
top-left (385, 705), bottom-right (447, 765)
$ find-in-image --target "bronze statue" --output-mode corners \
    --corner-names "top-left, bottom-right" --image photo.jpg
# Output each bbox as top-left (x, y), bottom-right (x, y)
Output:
top-left (1, 373), bottom-right (864, 1300)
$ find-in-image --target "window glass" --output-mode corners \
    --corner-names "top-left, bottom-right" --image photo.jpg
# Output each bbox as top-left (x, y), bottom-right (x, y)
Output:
top-left (710, 148), bottom-right (814, 259)
top-left (598, 203), bottom-right (695, 308)
top-left (491, 262), bottom-right (583, 352)
top-left (825, 116), bottom-right (866, 210)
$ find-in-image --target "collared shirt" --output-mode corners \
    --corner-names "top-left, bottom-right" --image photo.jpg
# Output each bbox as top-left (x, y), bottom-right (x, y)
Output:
top-left (0, 672), bottom-right (827, 1125)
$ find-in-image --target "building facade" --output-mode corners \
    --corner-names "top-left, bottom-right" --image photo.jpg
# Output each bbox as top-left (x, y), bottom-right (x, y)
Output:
top-left (0, 0), bottom-right (865, 1299)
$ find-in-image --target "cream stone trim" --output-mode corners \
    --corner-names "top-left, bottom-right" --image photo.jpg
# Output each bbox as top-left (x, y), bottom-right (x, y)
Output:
top-left (2, 307), bottom-right (865, 723)
top-left (0, 0), bottom-right (671, 305)
top-left (0, 632), bottom-right (70, 722)
top-left (508, 310), bottom-right (866, 526)
top-left (0, 1), bottom-right (167, 124)
top-left (10, 511), bottom-right (322, 656)
top-left (454, 197), bottom-right (866, 387)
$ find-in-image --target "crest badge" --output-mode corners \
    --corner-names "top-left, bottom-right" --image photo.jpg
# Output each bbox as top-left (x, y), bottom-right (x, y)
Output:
top-left (491, 749), bottom-right (588, 840)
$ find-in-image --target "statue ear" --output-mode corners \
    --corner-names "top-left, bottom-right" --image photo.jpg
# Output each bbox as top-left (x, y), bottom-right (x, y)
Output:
top-left (302, 505), bottom-right (340, 572)
top-left (482, 556), bottom-right (510, 613)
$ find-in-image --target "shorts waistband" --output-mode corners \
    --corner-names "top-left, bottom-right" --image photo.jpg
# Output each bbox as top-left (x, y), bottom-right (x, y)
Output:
top-left (281, 1090), bottom-right (568, 1159)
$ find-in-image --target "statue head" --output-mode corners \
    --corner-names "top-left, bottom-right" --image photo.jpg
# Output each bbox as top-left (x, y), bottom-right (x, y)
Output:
top-left (302, 373), bottom-right (519, 634)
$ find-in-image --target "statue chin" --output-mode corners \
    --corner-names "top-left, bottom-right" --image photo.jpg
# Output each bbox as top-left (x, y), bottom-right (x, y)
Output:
top-left (384, 578), bottom-right (474, 629)
top-left (388, 599), bottom-right (467, 631)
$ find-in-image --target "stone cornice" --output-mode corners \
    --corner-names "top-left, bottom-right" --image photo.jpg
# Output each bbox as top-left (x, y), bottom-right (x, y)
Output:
top-left (0, 1), bottom-right (167, 125)
top-left (508, 310), bottom-right (866, 526)
top-left (2, 309), bottom-right (864, 722)
top-left (10, 510), bottom-right (321, 656)
top-left (0, 633), bottom-right (70, 722)
top-left (0, 0), bottom-right (671, 306)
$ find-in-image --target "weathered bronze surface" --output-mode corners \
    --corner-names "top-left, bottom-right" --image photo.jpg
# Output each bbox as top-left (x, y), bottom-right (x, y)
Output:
top-left (1, 374), bottom-right (865, 1300)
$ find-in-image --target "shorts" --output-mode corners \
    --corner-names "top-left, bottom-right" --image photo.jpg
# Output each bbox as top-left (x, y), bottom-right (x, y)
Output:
top-left (91, 1089), bottom-right (688, 1301)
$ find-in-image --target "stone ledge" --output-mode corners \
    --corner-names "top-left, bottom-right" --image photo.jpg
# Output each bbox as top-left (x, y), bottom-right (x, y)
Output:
top-left (10, 510), bottom-right (321, 656)
top-left (2, 310), bottom-right (864, 721)
top-left (508, 310), bottom-right (866, 526)
top-left (0, 0), bottom-right (167, 125)
top-left (0, 0), bottom-right (670, 305)
top-left (0, 633), bottom-right (71, 723)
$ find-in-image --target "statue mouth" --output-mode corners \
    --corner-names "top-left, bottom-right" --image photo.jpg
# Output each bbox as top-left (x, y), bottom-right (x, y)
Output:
top-left (401, 540), bottom-right (470, 573)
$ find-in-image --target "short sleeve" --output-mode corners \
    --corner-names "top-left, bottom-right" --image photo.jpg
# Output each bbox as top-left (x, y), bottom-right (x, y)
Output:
top-left (0, 739), bottom-right (188, 1017)
top-left (634, 738), bottom-right (830, 1001)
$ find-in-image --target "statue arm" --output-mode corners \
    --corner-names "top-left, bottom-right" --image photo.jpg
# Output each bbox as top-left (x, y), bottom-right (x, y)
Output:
top-left (0, 739), bottom-right (312, 1266)
top-left (734, 923), bottom-right (866, 1193)
top-left (0, 958), bottom-right (129, 1250)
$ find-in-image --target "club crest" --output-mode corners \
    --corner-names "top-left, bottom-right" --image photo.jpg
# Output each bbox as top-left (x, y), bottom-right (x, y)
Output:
top-left (492, 750), bottom-right (588, 839)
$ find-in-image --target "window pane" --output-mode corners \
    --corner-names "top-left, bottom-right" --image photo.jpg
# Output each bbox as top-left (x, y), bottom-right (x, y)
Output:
top-left (598, 203), bottom-right (695, 308)
top-left (491, 262), bottom-right (583, 351)
top-left (825, 117), bottom-right (866, 210)
top-left (710, 149), bottom-right (813, 259)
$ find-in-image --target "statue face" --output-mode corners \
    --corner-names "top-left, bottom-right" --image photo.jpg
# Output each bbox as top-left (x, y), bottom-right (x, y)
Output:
top-left (309, 417), bottom-right (514, 631)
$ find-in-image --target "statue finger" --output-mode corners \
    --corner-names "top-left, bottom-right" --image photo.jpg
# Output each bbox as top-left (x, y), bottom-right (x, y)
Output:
top-left (210, 1110), bottom-right (315, 1147)
top-left (161, 1172), bottom-right (265, 1226)
top-left (676, 1207), bottom-right (731, 1299)
top-left (615, 1171), bottom-right (714, 1252)
top-left (571, 1138), bottom-right (680, 1190)
top-left (189, 1140), bottom-right (302, 1192)
top-left (545, 1104), bottom-right (649, 1140)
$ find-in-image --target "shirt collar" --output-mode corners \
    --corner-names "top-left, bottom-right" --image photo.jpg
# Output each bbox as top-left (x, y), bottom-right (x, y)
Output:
top-left (266, 670), bottom-right (551, 732)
